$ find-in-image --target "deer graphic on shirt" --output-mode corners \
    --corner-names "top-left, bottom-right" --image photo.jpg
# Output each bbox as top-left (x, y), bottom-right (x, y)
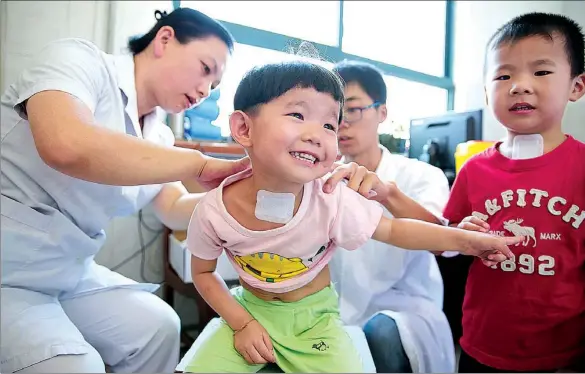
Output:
top-left (503, 218), bottom-right (537, 247)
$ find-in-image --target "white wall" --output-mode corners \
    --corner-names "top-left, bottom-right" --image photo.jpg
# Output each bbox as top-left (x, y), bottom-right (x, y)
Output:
top-left (108, 1), bottom-right (174, 55)
top-left (0, 1), bottom-right (173, 89)
top-left (560, 1), bottom-right (585, 142)
top-left (0, 1), bottom-right (109, 92)
top-left (453, 0), bottom-right (585, 142)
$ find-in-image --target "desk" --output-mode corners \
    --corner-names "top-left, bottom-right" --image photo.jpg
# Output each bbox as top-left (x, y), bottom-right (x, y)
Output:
top-left (162, 139), bottom-right (245, 347)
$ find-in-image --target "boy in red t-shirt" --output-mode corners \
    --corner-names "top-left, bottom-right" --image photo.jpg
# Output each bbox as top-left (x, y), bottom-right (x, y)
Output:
top-left (443, 12), bottom-right (585, 372)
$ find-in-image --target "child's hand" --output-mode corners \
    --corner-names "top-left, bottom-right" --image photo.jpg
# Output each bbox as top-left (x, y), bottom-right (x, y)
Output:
top-left (459, 229), bottom-right (522, 263)
top-left (233, 319), bottom-right (276, 365)
top-left (458, 215), bottom-right (490, 233)
top-left (457, 216), bottom-right (502, 267)
top-left (323, 161), bottom-right (395, 203)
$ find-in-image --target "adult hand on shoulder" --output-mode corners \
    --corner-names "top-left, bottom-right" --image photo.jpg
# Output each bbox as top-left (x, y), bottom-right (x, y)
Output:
top-left (233, 319), bottom-right (276, 365)
top-left (196, 156), bottom-right (251, 190)
top-left (323, 162), bottom-right (396, 203)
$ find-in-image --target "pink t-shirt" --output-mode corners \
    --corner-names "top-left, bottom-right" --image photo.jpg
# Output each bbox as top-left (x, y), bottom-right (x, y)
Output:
top-left (187, 168), bottom-right (384, 293)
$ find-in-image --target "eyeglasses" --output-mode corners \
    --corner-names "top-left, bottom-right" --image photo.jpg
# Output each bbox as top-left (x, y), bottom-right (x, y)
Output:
top-left (342, 102), bottom-right (382, 124)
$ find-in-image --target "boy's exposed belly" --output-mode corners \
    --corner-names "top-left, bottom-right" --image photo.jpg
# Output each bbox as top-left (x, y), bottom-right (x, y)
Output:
top-left (240, 265), bottom-right (331, 302)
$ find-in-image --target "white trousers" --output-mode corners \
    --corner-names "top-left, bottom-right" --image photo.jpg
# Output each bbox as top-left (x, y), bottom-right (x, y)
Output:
top-left (1, 287), bottom-right (180, 373)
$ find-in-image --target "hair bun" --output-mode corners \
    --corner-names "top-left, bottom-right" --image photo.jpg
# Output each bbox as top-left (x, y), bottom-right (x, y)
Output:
top-left (154, 10), bottom-right (168, 21)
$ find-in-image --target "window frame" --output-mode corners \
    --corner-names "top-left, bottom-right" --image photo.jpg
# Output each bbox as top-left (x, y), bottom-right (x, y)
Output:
top-left (175, 0), bottom-right (456, 110)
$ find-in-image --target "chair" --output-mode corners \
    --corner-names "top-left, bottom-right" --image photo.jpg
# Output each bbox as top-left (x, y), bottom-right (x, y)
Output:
top-left (175, 318), bottom-right (377, 373)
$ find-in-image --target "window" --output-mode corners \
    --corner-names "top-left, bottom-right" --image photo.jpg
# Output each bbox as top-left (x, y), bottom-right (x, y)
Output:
top-left (179, 0), bottom-right (454, 144)
top-left (380, 75), bottom-right (448, 139)
top-left (342, 1), bottom-right (447, 77)
top-left (214, 43), bottom-right (333, 137)
top-left (182, 1), bottom-right (340, 46)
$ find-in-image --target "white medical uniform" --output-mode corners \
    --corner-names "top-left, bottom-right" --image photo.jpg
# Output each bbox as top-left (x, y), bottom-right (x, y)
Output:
top-left (1, 38), bottom-right (180, 373)
top-left (330, 145), bottom-right (456, 373)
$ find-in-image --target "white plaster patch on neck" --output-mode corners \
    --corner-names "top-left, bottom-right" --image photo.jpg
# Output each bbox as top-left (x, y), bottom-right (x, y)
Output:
top-left (512, 134), bottom-right (543, 159)
top-left (255, 190), bottom-right (296, 224)
top-left (501, 134), bottom-right (544, 160)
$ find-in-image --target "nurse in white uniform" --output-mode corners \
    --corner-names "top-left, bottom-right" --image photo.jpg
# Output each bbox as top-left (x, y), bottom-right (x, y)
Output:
top-left (0, 8), bottom-right (248, 373)
top-left (329, 60), bottom-right (456, 373)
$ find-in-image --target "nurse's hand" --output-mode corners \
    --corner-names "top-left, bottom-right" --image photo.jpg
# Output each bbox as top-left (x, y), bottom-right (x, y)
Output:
top-left (197, 156), bottom-right (251, 190)
top-left (323, 162), bottom-right (396, 203)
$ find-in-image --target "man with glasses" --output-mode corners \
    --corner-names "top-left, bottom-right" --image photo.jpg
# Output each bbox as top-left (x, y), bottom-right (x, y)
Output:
top-left (329, 60), bottom-right (455, 373)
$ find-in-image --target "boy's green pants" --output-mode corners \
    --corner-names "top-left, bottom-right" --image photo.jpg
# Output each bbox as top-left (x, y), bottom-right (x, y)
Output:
top-left (184, 285), bottom-right (364, 373)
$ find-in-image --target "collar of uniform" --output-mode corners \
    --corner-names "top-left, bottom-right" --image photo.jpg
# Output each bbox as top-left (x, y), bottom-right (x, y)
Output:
top-left (113, 53), bottom-right (147, 138)
top-left (339, 144), bottom-right (389, 173)
top-left (142, 108), bottom-right (171, 144)
top-left (374, 144), bottom-right (392, 174)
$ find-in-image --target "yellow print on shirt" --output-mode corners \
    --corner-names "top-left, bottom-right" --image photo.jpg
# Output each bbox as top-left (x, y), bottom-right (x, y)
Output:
top-left (234, 252), bottom-right (308, 283)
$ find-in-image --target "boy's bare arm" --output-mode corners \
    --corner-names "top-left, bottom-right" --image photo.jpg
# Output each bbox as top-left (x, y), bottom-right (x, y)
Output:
top-left (190, 256), bottom-right (254, 331)
top-left (371, 216), bottom-right (520, 260)
top-left (191, 256), bottom-right (276, 364)
top-left (372, 216), bottom-right (458, 251)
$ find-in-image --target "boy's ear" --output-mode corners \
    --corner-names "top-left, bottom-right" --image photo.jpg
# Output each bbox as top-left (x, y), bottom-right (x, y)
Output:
top-left (229, 110), bottom-right (253, 148)
top-left (377, 104), bottom-right (388, 124)
top-left (569, 73), bottom-right (585, 102)
top-left (484, 86), bottom-right (490, 106)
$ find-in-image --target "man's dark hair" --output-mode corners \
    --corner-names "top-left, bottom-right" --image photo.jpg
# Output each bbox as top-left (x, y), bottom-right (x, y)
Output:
top-left (487, 12), bottom-right (585, 77)
top-left (332, 60), bottom-right (387, 104)
top-left (233, 61), bottom-right (345, 124)
top-left (128, 8), bottom-right (235, 55)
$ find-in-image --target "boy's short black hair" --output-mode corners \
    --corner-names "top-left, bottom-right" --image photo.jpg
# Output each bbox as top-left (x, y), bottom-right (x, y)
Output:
top-left (332, 60), bottom-right (387, 104)
top-left (487, 12), bottom-right (585, 77)
top-left (233, 61), bottom-right (345, 124)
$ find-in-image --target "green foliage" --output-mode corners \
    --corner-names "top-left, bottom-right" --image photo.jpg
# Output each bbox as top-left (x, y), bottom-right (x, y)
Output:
top-left (379, 133), bottom-right (406, 154)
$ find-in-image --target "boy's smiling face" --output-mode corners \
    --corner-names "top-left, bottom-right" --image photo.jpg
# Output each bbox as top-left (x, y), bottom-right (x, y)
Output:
top-left (484, 34), bottom-right (585, 135)
top-left (231, 87), bottom-right (341, 187)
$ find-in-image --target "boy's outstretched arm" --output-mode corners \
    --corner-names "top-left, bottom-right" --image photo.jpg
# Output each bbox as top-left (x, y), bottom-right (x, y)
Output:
top-left (371, 216), bottom-right (522, 261)
top-left (191, 257), bottom-right (252, 333)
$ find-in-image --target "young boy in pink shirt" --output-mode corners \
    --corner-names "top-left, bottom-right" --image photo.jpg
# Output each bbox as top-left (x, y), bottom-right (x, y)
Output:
top-left (184, 61), bottom-right (522, 373)
top-left (443, 12), bottom-right (585, 372)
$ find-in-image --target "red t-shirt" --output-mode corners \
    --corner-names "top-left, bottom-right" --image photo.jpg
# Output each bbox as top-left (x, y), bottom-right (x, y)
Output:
top-left (443, 135), bottom-right (585, 371)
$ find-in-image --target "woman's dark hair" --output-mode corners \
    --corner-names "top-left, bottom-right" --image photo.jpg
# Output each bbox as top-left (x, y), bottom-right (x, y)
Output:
top-left (127, 7), bottom-right (235, 55)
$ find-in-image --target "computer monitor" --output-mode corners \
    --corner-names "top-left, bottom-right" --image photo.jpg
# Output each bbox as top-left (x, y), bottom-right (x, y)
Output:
top-left (408, 109), bottom-right (483, 186)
